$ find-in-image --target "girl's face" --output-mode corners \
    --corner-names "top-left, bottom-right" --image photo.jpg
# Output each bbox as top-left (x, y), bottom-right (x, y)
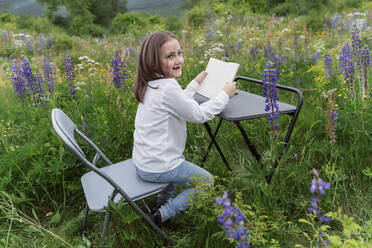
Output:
top-left (159, 38), bottom-right (183, 78)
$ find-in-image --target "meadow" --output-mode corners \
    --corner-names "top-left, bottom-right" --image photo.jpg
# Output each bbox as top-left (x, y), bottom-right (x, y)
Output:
top-left (0, 1), bottom-right (372, 247)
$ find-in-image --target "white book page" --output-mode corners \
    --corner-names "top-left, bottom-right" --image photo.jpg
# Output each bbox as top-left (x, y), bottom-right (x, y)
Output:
top-left (196, 58), bottom-right (240, 99)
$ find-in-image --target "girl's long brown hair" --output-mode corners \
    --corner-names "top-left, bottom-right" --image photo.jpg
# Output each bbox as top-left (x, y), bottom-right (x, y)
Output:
top-left (134, 31), bottom-right (178, 103)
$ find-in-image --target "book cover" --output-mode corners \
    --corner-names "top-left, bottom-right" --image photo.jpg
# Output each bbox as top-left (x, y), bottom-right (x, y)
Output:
top-left (196, 58), bottom-right (240, 99)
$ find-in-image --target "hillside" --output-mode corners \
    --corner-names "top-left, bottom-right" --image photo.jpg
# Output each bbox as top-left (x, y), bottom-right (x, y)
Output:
top-left (0, 0), bottom-right (187, 17)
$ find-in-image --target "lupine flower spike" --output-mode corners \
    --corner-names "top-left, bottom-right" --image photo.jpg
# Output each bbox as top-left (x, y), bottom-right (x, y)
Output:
top-left (11, 59), bottom-right (26, 102)
top-left (262, 61), bottom-right (280, 137)
top-left (64, 54), bottom-right (76, 98)
top-left (216, 192), bottom-right (250, 248)
top-left (111, 50), bottom-right (128, 89)
top-left (339, 42), bottom-right (355, 97)
top-left (309, 169), bottom-right (331, 247)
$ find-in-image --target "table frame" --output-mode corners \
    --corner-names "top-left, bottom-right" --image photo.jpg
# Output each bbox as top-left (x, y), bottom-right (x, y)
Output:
top-left (199, 76), bottom-right (303, 183)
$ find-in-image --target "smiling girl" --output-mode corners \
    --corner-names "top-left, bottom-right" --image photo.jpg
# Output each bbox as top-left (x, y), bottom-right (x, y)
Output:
top-left (132, 31), bottom-right (236, 224)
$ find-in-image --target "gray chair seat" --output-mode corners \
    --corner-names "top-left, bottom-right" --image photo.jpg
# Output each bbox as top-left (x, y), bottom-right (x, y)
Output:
top-left (81, 159), bottom-right (168, 212)
top-left (194, 90), bottom-right (297, 121)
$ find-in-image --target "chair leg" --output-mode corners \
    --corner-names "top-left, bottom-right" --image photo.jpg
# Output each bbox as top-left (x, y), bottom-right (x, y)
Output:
top-left (82, 203), bottom-right (89, 236)
top-left (100, 211), bottom-right (111, 243)
top-left (203, 121), bottom-right (232, 171)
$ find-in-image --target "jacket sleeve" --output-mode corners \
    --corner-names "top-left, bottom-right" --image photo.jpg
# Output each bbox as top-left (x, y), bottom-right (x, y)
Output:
top-left (183, 79), bottom-right (199, 98)
top-left (162, 80), bottom-right (229, 123)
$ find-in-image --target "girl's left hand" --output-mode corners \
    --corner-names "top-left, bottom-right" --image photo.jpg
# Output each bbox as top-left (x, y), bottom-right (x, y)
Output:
top-left (194, 71), bottom-right (208, 84)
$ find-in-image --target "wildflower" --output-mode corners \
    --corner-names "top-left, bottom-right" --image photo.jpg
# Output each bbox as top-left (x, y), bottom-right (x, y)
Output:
top-left (351, 24), bottom-right (361, 57)
top-left (308, 169), bottom-right (331, 246)
top-left (2, 31), bottom-right (8, 43)
top-left (262, 62), bottom-right (280, 136)
top-left (43, 58), bottom-right (54, 95)
top-left (236, 39), bottom-right (242, 49)
top-left (359, 46), bottom-right (370, 99)
top-left (47, 34), bottom-right (53, 49)
top-left (346, 18), bottom-right (352, 33)
top-left (311, 50), bottom-right (321, 63)
top-left (324, 54), bottom-right (333, 78)
top-left (81, 117), bottom-right (88, 135)
top-left (325, 14), bottom-right (331, 29)
top-left (64, 54), bottom-right (76, 98)
top-left (110, 50), bottom-right (128, 89)
top-left (339, 42), bottom-right (355, 97)
top-left (11, 59), bottom-right (26, 101)
top-left (27, 40), bottom-right (33, 54)
top-left (19, 57), bottom-right (34, 93)
top-left (332, 13), bottom-right (340, 30)
top-left (39, 35), bottom-right (47, 51)
top-left (216, 192), bottom-right (250, 248)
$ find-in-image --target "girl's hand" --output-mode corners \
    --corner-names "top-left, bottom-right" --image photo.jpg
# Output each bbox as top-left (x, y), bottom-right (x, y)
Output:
top-left (194, 71), bottom-right (208, 84)
top-left (223, 81), bottom-right (237, 98)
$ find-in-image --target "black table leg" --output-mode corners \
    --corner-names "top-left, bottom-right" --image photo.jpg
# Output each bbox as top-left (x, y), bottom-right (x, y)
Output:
top-left (201, 118), bottom-right (223, 163)
top-left (202, 121), bottom-right (231, 171)
top-left (233, 121), bottom-right (261, 163)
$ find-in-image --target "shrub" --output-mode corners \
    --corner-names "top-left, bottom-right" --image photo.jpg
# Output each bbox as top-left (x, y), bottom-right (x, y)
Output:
top-left (111, 12), bottom-right (146, 34)
top-left (186, 7), bottom-right (207, 28)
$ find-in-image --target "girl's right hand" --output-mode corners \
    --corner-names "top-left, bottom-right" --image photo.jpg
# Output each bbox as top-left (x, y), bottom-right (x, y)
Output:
top-left (223, 81), bottom-right (237, 98)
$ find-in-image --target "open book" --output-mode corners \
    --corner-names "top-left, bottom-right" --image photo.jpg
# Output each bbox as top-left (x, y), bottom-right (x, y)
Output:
top-left (196, 58), bottom-right (240, 99)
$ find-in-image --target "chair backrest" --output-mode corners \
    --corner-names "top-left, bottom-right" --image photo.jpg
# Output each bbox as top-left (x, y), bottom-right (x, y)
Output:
top-left (51, 108), bottom-right (86, 160)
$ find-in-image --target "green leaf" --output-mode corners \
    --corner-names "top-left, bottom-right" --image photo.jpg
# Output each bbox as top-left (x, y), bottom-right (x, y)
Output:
top-left (50, 211), bottom-right (61, 226)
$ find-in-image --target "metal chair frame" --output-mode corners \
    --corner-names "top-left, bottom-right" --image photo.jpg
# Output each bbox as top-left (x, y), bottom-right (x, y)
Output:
top-left (195, 76), bottom-right (303, 183)
top-left (51, 108), bottom-right (172, 243)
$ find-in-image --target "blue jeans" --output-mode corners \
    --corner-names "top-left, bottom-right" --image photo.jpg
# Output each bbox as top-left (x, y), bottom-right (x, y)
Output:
top-left (136, 160), bottom-right (214, 222)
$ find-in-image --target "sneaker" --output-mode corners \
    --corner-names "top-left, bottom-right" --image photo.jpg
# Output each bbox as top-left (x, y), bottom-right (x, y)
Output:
top-left (150, 209), bottom-right (162, 226)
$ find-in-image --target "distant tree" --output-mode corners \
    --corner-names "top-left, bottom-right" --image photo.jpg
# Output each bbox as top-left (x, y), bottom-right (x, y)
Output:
top-left (37, 0), bottom-right (127, 26)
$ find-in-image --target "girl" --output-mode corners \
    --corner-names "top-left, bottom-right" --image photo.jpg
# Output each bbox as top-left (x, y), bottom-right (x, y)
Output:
top-left (132, 30), bottom-right (236, 224)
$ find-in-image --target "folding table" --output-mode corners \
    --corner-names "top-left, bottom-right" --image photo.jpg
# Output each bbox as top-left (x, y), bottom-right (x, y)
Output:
top-left (194, 76), bottom-right (303, 183)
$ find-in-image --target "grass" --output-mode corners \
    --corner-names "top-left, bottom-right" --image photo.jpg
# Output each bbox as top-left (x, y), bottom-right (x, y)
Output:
top-left (0, 2), bottom-right (372, 247)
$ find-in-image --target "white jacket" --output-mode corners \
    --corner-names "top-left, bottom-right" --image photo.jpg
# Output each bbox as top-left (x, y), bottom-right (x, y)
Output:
top-left (132, 78), bottom-right (229, 173)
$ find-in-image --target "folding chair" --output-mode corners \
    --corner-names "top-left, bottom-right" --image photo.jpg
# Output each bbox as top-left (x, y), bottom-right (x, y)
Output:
top-left (194, 76), bottom-right (303, 183)
top-left (51, 108), bottom-right (172, 243)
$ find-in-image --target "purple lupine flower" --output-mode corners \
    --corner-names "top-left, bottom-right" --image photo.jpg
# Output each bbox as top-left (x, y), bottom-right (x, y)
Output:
top-left (339, 42), bottom-right (355, 95)
top-left (351, 24), bottom-right (361, 57)
top-left (339, 20), bottom-right (344, 34)
top-left (35, 69), bottom-right (48, 106)
top-left (264, 41), bottom-right (275, 62)
top-left (311, 50), bottom-right (321, 63)
top-left (43, 58), bottom-right (54, 95)
top-left (110, 50), bottom-right (128, 89)
top-left (47, 34), bottom-right (53, 49)
top-left (20, 56), bottom-right (37, 97)
top-left (64, 54), bottom-right (76, 98)
top-left (324, 54), bottom-right (333, 78)
top-left (249, 45), bottom-right (258, 60)
top-left (216, 192), bottom-right (250, 248)
top-left (81, 118), bottom-right (88, 135)
top-left (39, 35), bottom-right (47, 51)
top-left (236, 39), bottom-right (242, 49)
top-left (332, 13), bottom-right (340, 30)
top-left (34, 41), bottom-right (39, 54)
top-left (346, 19), bottom-right (352, 33)
top-left (224, 47), bottom-right (229, 60)
top-left (2, 31), bottom-right (8, 43)
top-left (262, 62), bottom-right (280, 134)
top-left (359, 46), bottom-right (370, 99)
top-left (11, 59), bottom-right (26, 101)
top-left (308, 169), bottom-right (331, 246)
top-left (326, 14), bottom-right (331, 29)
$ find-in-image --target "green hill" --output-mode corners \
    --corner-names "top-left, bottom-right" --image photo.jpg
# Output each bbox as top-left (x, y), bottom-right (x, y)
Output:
top-left (0, 0), bottom-right (187, 17)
